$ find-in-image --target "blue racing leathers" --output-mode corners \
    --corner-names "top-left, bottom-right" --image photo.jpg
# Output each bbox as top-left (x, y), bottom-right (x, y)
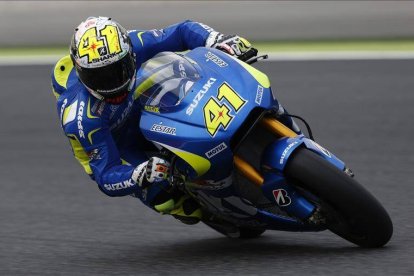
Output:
top-left (51, 20), bottom-right (215, 204)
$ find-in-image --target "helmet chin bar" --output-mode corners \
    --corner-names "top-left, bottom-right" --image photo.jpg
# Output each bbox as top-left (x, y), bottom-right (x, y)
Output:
top-left (83, 71), bottom-right (136, 103)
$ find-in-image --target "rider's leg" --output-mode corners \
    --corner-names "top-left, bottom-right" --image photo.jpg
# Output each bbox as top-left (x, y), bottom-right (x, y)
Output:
top-left (150, 187), bottom-right (202, 225)
top-left (114, 123), bottom-right (202, 224)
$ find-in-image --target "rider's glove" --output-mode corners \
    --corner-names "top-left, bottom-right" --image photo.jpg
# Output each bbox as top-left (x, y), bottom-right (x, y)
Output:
top-left (132, 157), bottom-right (170, 188)
top-left (145, 156), bottom-right (170, 183)
top-left (206, 32), bottom-right (252, 58)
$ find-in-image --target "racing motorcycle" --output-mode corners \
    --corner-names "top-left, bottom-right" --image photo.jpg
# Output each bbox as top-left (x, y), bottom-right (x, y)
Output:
top-left (134, 47), bottom-right (393, 247)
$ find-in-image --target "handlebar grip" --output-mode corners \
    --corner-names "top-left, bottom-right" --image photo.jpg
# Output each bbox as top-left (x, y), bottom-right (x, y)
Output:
top-left (239, 48), bottom-right (258, 62)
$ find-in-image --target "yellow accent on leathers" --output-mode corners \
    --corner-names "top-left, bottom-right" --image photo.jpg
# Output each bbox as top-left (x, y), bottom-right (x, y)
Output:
top-left (87, 128), bottom-right (101, 144)
top-left (137, 31), bottom-right (145, 46)
top-left (52, 88), bottom-right (60, 100)
top-left (154, 196), bottom-right (202, 220)
top-left (53, 55), bottom-right (73, 89)
top-left (67, 134), bottom-right (92, 175)
top-left (87, 98), bottom-right (99, 119)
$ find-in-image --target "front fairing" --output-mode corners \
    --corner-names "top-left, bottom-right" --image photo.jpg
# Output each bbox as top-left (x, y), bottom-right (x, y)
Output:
top-left (136, 48), bottom-right (278, 181)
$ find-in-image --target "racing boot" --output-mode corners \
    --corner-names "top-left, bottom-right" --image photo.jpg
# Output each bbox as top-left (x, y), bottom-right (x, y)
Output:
top-left (153, 191), bottom-right (202, 225)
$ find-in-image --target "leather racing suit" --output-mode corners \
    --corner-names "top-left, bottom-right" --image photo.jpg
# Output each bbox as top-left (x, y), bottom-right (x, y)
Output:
top-left (51, 20), bottom-right (217, 207)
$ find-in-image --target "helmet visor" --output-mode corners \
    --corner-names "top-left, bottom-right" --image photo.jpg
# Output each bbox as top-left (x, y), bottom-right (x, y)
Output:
top-left (77, 53), bottom-right (136, 98)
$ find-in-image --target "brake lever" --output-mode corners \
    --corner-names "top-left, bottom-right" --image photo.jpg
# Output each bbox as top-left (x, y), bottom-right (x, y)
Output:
top-left (167, 155), bottom-right (186, 189)
top-left (246, 54), bottom-right (268, 65)
top-left (238, 47), bottom-right (258, 62)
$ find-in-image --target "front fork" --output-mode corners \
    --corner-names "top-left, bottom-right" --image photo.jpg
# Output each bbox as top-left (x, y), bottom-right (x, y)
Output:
top-left (234, 117), bottom-right (346, 221)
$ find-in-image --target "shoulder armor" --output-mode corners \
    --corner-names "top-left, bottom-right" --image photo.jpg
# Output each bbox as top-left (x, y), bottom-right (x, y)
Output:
top-left (52, 55), bottom-right (75, 98)
top-left (61, 94), bottom-right (103, 146)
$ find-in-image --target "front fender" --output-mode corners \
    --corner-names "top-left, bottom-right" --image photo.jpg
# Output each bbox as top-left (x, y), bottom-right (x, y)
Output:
top-left (261, 135), bottom-right (345, 173)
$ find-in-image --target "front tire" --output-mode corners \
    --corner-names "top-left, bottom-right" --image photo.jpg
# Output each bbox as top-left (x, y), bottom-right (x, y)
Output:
top-left (285, 147), bottom-right (393, 247)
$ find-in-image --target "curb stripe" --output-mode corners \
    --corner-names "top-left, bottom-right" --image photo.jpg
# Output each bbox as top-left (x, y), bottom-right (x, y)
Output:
top-left (1, 51), bottom-right (414, 66)
top-left (266, 51), bottom-right (414, 61)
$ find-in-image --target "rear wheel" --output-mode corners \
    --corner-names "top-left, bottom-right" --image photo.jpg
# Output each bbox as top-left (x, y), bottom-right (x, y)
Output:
top-left (285, 147), bottom-right (393, 247)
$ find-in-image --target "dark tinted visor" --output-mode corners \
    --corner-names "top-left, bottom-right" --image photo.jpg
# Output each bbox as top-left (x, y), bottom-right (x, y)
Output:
top-left (78, 53), bottom-right (136, 98)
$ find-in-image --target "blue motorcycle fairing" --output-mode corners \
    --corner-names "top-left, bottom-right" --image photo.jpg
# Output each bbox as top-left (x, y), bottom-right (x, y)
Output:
top-left (258, 135), bottom-right (346, 220)
top-left (261, 135), bottom-right (346, 173)
top-left (194, 189), bottom-right (323, 232)
top-left (135, 48), bottom-right (334, 231)
top-left (255, 210), bottom-right (324, 232)
top-left (138, 48), bottom-right (279, 181)
top-left (261, 136), bottom-right (303, 173)
top-left (261, 172), bottom-right (315, 219)
top-left (302, 138), bottom-right (345, 170)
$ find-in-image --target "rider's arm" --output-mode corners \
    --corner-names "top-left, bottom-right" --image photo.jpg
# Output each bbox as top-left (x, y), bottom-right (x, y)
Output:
top-left (129, 20), bottom-right (215, 63)
top-left (52, 56), bottom-right (145, 197)
top-left (54, 94), bottom-right (143, 197)
top-left (64, 118), bottom-right (143, 197)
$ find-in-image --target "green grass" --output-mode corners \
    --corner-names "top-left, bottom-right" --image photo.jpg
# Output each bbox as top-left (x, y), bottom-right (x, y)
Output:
top-left (1, 38), bottom-right (414, 56)
top-left (0, 47), bottom-right (68, 56)
top-left (255, 39), bottom-right (414, 52)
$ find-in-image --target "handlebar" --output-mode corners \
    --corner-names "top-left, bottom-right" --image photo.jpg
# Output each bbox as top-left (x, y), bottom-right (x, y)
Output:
top-left (238, 47), bottom-right (268, 65)
top-left (239, 47), bottom-right (258, 62)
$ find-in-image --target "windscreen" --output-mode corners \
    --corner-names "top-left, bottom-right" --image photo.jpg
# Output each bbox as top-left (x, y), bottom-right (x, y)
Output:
top-left (135, 52), bottom-right (200, 108)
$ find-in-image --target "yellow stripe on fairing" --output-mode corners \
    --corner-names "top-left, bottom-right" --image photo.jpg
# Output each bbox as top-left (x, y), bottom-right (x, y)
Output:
top-left (53, 55), bottom-right (73, 89)
top-left (155, 142), bottom-right (211, 176)
top-left (231, 56), bottom-right (270, 88)
top-left (67, 134), bottom-right (92, 175)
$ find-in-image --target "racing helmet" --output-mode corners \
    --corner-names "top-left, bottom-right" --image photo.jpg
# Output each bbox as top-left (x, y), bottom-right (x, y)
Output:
top-left (70, 17), bottom-right (136, 103)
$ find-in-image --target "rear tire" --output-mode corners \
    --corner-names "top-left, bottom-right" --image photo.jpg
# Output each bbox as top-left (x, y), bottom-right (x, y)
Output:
top-left (285, 147), bottom-right (393, 247)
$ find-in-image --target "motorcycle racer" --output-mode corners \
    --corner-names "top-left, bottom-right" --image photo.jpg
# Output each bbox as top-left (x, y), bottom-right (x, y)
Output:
top-left (51, 17), bottom-right (254, 224)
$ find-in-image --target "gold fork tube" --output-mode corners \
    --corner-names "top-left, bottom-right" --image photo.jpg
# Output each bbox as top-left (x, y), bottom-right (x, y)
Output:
top-left (234, 155), bottom-right (264, 187)
top-left (233, 117), bottom-right (297, 187)
top-left (260, 117), bottom-right (297, 138)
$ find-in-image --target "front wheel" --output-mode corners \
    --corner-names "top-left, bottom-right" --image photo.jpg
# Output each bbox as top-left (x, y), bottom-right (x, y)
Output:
top-left (285, 147), bottom-right (393, 247)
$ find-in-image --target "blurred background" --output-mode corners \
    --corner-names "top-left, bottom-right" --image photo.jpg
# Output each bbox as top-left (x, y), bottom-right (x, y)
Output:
top-left (1, 1), bottom-right (414, 47)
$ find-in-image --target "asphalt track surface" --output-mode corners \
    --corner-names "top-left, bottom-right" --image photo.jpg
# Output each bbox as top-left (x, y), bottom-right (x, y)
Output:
top-left (1, 60), bottom-right (413, 275)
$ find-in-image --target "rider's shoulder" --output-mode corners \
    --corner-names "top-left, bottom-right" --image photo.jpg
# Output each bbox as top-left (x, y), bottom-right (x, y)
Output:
top-left (51, 55), bottom-right (78, 99)
top-left (128, 29), bottom-right (165, 49)
top-left (127, 29), bottom-right (147, 50)
top-left (59, 92), bottom-right (105, 142)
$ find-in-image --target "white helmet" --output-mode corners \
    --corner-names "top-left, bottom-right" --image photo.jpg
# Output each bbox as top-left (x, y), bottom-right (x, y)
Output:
top-left (70, 17), bottom-right (136, 103)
